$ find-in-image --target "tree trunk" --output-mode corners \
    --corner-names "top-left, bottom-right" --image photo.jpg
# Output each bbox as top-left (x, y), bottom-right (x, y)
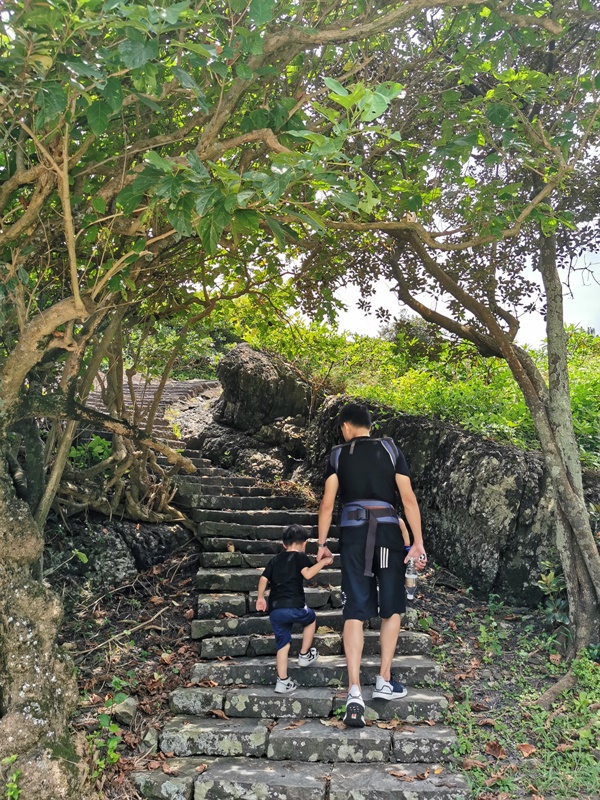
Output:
top-left (0, 457), bottom-right (90, 798)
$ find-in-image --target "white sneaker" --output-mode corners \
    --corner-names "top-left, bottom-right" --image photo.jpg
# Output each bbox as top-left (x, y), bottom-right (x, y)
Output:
top-left (372, 675), bottom-right (408, 700)
top-left (298, 647), bottom-right (319, 667)
top-left (274, 677), bottom-right (298, 694)
top-left (343, 685), bottom-right (365, 728)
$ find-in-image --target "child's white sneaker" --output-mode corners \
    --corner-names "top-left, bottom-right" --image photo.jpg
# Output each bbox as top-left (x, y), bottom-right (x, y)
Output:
top-left (274, 677), bottom-right (298, 694)
top-left (372, 675), bottom-right (408, 700)
top-left (298, 647), bottom-right (319, 667)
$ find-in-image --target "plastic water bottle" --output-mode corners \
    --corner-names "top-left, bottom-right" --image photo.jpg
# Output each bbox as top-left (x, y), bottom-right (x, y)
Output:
top-left (405, 558), bottom-right (418, 600)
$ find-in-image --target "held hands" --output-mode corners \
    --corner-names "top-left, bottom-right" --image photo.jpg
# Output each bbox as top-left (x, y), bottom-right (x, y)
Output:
top-left (317, 545), bottom-right (333, 561)
top-left (321, 556), bottom-right (334, 567)
top-left (405, 543), bottom-right (427, 571)
top-left (255, 598), bottom-right (267, 612)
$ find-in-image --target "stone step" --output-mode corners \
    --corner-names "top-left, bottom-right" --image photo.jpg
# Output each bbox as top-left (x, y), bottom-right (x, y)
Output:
top-left (190, 466), bottom-right (233, 477)
top-left (195, 587), bottom-right (340, 619)
top-left (178, 493), bottom-right (304, 511)
top-left (196, 568), bottom-right (340, 593)
top-left (199, 630), bottom-right (431, 659)
top-left (266, 719), bottom-right (456, 763)
top-left (248, 587), bottom-right (342, 608)
top-left (224, 686), bottom-right (334, 719)
top-left (175, 475), bottom-right (258, 488)
top-left (191, 608), bottom-right (348, 640)
top-left (333, 687), bottom-right (448, 722)
top-left (160, 716), bottom-right (271, 757)
top-left (197, 521), bottom-right (318, 540)
top-left (132, 757), bottom-right (469, 800)
top-left (191, 508), bottom-right (318, 526)
top-left (202, 536), bottom-right (340, 554)
top-left (190, 654), bottom-right (439, 688)
top-left (198, 551), bottom-right (342, 569)
top-left (176, 483), bottom-right (274, 498)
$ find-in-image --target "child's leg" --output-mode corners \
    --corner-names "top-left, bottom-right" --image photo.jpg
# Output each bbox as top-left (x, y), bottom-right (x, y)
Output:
top-left (300, 619), bottom-right (316, 654)
top-left (276, 643), bottom-right (290, 679)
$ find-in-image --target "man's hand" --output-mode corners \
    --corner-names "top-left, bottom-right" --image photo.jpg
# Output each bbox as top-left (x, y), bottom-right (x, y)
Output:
top-left (405, 543), bottom-right (427, 570)
top-left (317, 545), bottom-right (333, 561)
top-left (256, 598), bottom-right (267, 612)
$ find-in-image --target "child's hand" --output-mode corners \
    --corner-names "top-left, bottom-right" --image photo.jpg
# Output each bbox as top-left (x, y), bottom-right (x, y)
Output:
top-left (256, 598), bottom-right (267, 612)
top-left (323, 556), bottom-right (334, 566)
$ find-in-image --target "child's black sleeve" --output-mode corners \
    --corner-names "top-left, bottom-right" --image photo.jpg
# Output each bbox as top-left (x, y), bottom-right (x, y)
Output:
top-left (262, 559), bottom-right (273, 582)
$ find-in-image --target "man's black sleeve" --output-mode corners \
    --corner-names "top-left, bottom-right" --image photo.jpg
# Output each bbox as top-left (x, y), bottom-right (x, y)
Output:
top-left (394, 445), bottom-right (411, 478)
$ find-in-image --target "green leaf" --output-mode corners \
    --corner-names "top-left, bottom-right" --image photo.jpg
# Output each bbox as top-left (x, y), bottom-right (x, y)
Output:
top-left (195, 186), bottom-right (222, 217)
top-left (249, 0), bottom-right (275, 26)
top-left (177, 41), bottom-right (212, 58)
top-left (359, 91), bottom-right (389, 122)
top-left (262, 171), bottom-right (294, 203)
top-left (118, 39), bottom-right (157, 69)
top-left (186, 151), bottom-right (210, 179)
top-left (116, 183), bottom-right (144, 214)
top-left (172, 66), bottom-right (201, 93)
top-left (324, 77), bottom-right (348, 96)
top-left (87, 100), bottom-right (112, 136)
top-left (595, 73), bottom-right (600, 91)
top-left (102, 77), bottom-right (123, 112)
top-left (167, 193), bottom-right (195, 236)
top-left (73, 549), bottom-right (88, 564)
top-left (235, 63), bottom-right (253, 81)
top-left (265, 216), bottom-right (297, 250)
top-left (163, 1), bottom-right (189, 24)
top-left (230, 209), bottom-right (261, 239)
top-left (62, 57), bottom-right (102, 79)
top-left (485, 103), bottom-right (513, 127)
top-left (144, 151), bottom-right (173, 172)
top-left (208, 61), bottom-right (229, 78)
top-left (34, 83), bottom-right (67, 128)
top-left (197, 205), bottom-right (230, 254)
top-left (91, 196), bottom-right (106, 214)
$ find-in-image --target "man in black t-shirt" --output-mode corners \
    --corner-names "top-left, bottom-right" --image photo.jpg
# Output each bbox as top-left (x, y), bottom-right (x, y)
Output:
top-left (317, 403), bottom-right (427, 727)
top-left (257, 524), bottom-right (333, 694)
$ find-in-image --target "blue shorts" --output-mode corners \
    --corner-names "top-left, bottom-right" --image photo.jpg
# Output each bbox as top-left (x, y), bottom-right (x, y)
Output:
top-left (269, 606), bottom-right (316, 651)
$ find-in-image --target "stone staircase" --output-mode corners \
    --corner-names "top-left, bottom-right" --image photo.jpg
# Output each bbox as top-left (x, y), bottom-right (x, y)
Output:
top-left (132, 443), bottom-right (470, 799)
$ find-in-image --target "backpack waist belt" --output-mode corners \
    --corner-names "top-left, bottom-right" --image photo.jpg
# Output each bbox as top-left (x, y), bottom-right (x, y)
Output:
top-left (340, 500), bottom-right (399, 578)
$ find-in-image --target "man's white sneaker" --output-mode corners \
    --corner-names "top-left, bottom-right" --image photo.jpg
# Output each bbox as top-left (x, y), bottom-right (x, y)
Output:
top-left (343, 685), bottom-right (365, 728)
top-left (298, 647), bottom-right (319, 667)
top-left (372, 675), bottom-right (408, 700)
top-left (274, 677), bottom-right (298, 694)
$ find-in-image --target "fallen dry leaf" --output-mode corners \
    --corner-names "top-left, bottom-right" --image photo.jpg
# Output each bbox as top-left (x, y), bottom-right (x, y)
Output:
top-left (433, 767), bottom-right (444, 775)
top-left (415, 769), bottom-right (430, 781)
top-left (224, 612), bottom-right (238, 619)
top-left (195, 764), bottom-right (208, 774)
top-left (470, 702), bottom-right (490, 712)
top-left (316, 626), bottom-right (335, 634)
top-left (149, 596), bottom-right (164, 605)
top-left (485, 740), bottom-right (507, 759)
top-left (388, 770), bottom-right (414, 782)
top-left (160, 652), bottom-right (175, 665)
top-left (320, 718), bottom-right (345, 729)
top-left (549, 653), bottom-right (562, 665)
top-left (283, 720), bottom-right (306, 730)
top-left (517, 743), bottom-right (537, 758)
top-left (463, 758), bottom-right (487, 770)
top-left (556, 742), bottom-right (572, 752)
top-left (208, 708), bottom-right (229, 720)
top-left (423, 720), bottom-right (436, 726)
top-left (147, 761), bottom-right (161, 770)
top-left (477, 718), bottom-right (496, 727)
top-left (454, 673), bottom-right (468, 681)
top-left (183, 608), bottom-right (195, 620)
top-left (162, 763), bottom-right (179, 776)
top-left (198, 679), bottom-right (219, 688)
top-left (123, 732), bottom-right (139, 748)
top-left (448, 621), bottom-right (457, 630)
top-left (376, 720), bottom-right (401, 729)
top-left (226, 542), bottom-right (235, 552)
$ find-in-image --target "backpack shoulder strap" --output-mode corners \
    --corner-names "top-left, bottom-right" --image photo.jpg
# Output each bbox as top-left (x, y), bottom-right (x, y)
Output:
top-left (329, 444), bottom-right (344, 473)
top-left (378, 437), bottom-right (399, 467)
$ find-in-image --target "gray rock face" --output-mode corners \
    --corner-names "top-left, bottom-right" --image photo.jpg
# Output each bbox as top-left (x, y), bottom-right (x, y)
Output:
top-left (216, 343), bottom-right (314, 430)
top-left (296, 395), bottom-right (600, 605)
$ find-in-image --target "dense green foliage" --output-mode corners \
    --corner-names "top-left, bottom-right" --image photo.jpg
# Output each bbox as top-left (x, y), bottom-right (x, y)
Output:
top-left (230, 311), bottom-right (600, 468)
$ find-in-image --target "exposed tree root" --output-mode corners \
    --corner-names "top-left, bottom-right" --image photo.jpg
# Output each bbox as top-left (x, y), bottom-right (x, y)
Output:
top-left (536, 669), bottom-right (576, 710)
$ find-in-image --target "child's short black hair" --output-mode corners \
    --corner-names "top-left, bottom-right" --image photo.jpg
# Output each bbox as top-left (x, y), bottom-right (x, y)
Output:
top-left (338, 403), bottom-right (372, 429)
top-left (282, 524), bottom-right (309, 547)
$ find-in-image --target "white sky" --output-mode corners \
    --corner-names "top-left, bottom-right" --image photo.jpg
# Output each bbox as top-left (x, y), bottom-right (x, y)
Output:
top-left (335, 264), bottom-right (600, 347)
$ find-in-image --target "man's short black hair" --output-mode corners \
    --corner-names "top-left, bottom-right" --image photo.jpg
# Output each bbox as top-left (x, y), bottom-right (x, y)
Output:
top-left (338, 403), bottom-right (372, 429)
top-left (282, 524), bottom-right (309, 547)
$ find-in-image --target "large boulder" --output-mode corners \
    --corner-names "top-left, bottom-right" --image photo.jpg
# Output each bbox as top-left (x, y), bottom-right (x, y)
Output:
top-left (296, 396), bottom-right (600, 606)
top-left (215, 344), bottom-right (314, 430)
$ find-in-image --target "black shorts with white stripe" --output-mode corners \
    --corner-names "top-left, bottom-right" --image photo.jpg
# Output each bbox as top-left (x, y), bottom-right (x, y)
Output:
top-left (339, 525), bottom-right (407, 621)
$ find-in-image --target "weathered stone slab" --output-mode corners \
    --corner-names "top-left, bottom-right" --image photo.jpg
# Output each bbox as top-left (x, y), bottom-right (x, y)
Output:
top-left (193, 756), bottom-right (328, 800)
top-left (332, 689), bottom-right (448, 722)
top-left (192, 609), bottom-right (346, 640)
top-left (224, 687), bottom-right (334, 719)
top-left (180, 493), bottom-right (304, 511)
top-left (200, 635), bottom-right (249, 658)
top-left (199, 552), bottom-right (244, 568)
top-left (190, 655), bottom-right (438, 688)
top-left (197, 568), bottom-right (338, 592)
top-left (202, 537), bottom-right (282, 554)
top-left (192, 615), bottom-right (270, 640)
top-left (160, 717), bottom-right (271, 757)
top-left (197, 522), bottom-right (290, 539)
top-left (248, 632), bottom-right (343, 657)
top-left (131, 757), bottom-right (212, 800)
top-left (328, 762), bottom-right (470, 799)
top-left (248, 587), bottom-right (331, 609)
top-left (267, 719), bottom-right (392, 762)
top-left (169, 688), bottom-right (225, 715)
top-left (196, 593), bottom-right (246, 619)
top-left (393, 725), bottom-right (457, 762)
top-left (191, 508), bottom-right (318, 525)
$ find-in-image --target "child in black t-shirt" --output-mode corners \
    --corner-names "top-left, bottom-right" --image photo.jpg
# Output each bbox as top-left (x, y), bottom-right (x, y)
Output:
top-left (256, 524), bottom-right (333, 694)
